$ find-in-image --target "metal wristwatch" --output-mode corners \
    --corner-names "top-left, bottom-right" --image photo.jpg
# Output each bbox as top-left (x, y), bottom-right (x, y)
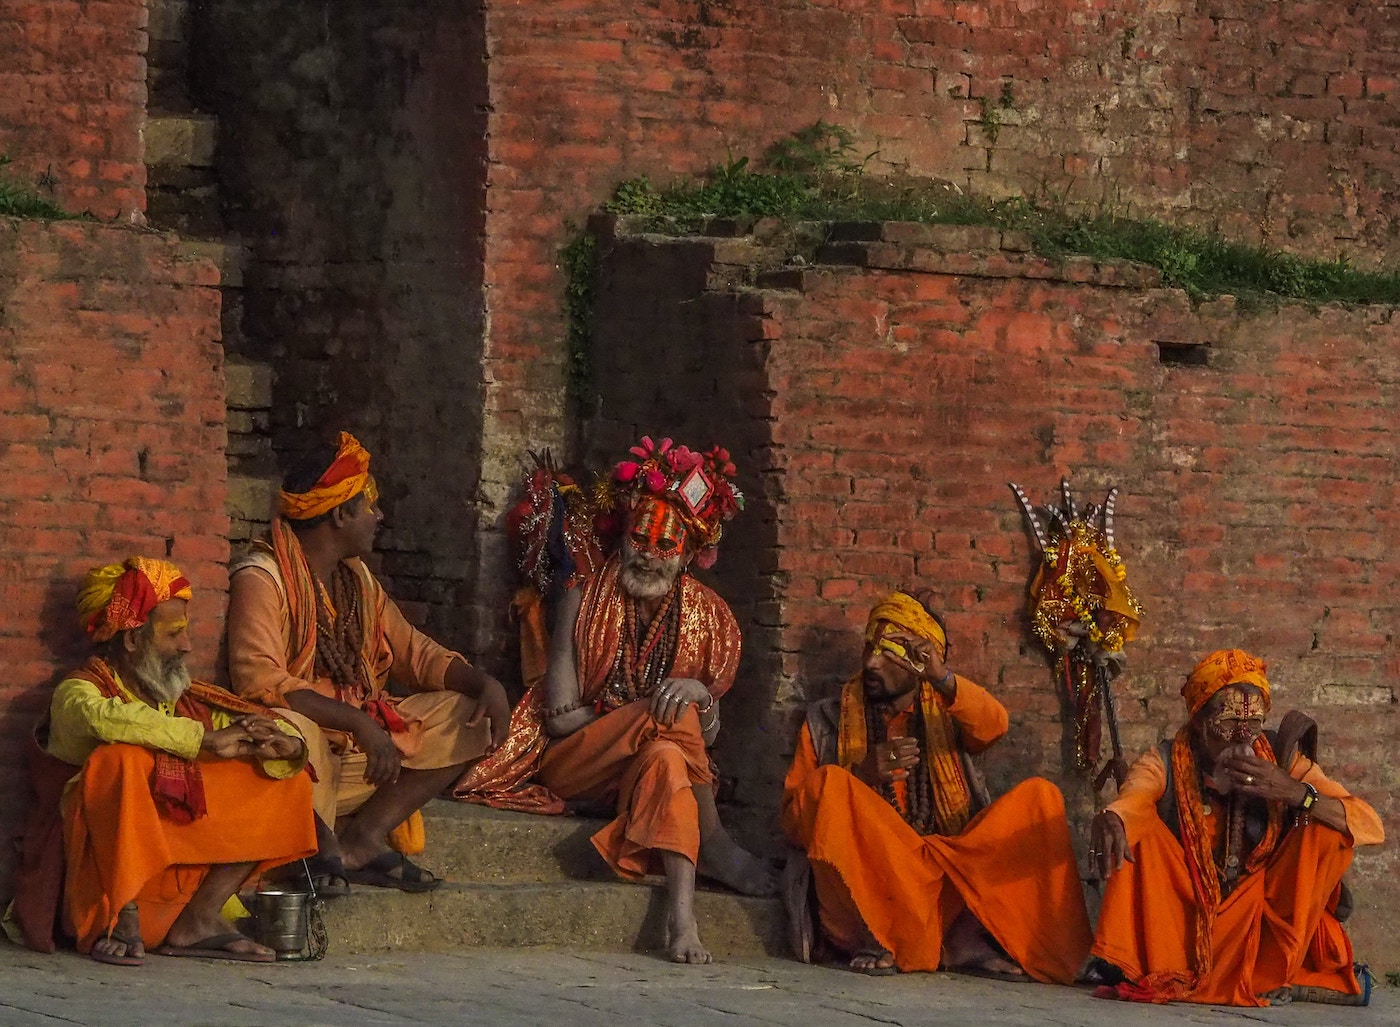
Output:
top-left (1299, 782), bottom-right (1320, 811)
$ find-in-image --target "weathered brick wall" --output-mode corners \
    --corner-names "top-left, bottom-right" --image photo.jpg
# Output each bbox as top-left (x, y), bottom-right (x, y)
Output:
top-left (192, 1), bottom-right (489, 643)
top-left (478, 0), bottom-right (1400, 675)
top-left (0, 218), bottom-right (226, 890)
top-left (587, 225), bottom-right (1399, 966)
top-left (0, 0), bottom-right (147, 220)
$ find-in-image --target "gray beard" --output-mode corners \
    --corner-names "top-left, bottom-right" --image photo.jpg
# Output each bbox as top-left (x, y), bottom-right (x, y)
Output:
top-left (619, 551), bottom-right (682, 600)
top-left (131, 648), bottom-right (192, 705)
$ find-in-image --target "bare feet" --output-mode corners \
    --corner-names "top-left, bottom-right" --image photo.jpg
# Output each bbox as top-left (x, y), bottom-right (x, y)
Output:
top-left (698, 831), bottom-right (777, 897)
top-left (163, 906), bottom-right (274, 960)
top-left (849, 947), bottom-right (896, 974)
top-left (91, 902), bottom-right (144, 966)
top-left (941, 909), bottom-right (1025, 979)
top-left (667, 913), bottom-right (713, 965)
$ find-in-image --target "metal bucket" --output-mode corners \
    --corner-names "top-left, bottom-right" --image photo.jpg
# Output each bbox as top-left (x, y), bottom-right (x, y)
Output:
top-left (253, 890), bottom-right (310, 960)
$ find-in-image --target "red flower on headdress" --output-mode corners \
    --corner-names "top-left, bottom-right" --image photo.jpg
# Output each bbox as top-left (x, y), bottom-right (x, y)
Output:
top-left (615, 461), bottom-right (639, 483)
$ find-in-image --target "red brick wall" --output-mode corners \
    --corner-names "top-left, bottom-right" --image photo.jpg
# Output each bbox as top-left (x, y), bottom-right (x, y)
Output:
top-left (0, 0), bottom-right (147, 220)
top-left (0, 218), bottom-right (226, 890)
top-left (587, 225), bottom-right (1399, 966)
top-left (478, 0), bottom-right (1400, 663)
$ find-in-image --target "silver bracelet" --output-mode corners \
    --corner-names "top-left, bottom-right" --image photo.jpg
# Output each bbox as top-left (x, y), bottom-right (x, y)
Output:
top-left (695, 692), bottom-right (715, 714)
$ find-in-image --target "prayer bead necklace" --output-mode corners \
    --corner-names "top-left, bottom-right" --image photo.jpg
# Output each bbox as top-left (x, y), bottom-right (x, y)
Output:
top-left (600, 583), bottom-right (681, 711)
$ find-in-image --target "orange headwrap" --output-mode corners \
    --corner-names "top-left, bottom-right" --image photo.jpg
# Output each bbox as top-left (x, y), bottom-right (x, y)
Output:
top-left (77, 557), bottom-right (192, 643)
top-left (864, 592), bottom-right (948, 659)
top-left (1181, 648), bottom-right (1271, 718)
top-left (278, 431), bottom-right (377, 520)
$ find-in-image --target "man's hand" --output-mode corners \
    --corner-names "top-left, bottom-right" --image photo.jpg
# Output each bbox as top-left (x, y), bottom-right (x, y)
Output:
top-left (1218, 752), bottom-right (1307, 805)
top-left (881, 629), bottom-right (953, 699)
top-left (1089, 809), bottom-right (1133, 880)
top-left (351, 714), bottom-right (402, 788)
top-left (201, 725), bottom-right (253, 759)
top-left (650, 678), bottom-right (710, 727)
top-left (874, 735), bottom-right (920, 784)
top-left (467, 675), bottom-right (512, 750)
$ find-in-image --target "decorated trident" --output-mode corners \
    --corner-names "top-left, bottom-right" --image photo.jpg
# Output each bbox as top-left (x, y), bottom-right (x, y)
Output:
top-left (1010, 480), bottom-right (1144, 792)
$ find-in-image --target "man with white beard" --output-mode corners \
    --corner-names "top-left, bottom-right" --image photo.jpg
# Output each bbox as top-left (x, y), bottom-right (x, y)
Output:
top-left (537, 437), bottom-right (775, 964)
top-left (10, 557), bottom-right (316, 966)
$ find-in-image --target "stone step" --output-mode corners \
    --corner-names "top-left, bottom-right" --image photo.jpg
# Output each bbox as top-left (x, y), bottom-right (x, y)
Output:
top-left (416, 799), bottom-right (615, 884)
top-left (318, 878), bottom-right (785, 958)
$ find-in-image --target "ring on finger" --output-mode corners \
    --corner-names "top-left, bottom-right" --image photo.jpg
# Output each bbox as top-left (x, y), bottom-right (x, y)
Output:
top-left (1244, 774), bottom-right (1255, 785)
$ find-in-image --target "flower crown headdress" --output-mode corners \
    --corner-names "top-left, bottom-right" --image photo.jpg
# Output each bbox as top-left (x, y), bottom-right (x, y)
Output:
top-left (599, 436), bottom-right (744, 568)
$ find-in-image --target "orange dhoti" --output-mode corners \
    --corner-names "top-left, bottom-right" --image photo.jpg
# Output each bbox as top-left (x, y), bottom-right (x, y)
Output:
top-left (537, 701), bottom-right (710, 878)
top-left (783, 765), bottom-right (1092, 982)
top-left (1092, 816), bottom-right (1360, 1005)
top-left (63, 743), bottom-right (317, 952)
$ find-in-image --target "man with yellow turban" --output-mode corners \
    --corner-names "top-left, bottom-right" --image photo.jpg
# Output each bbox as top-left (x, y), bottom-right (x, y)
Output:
top-left (9, 558), bottom-right (316, 965)
top-left (226, 433), bottom-right (511, 893)
top-left (1090, 648), bottom-right (1383, 1006)
top-left (781, 590), bottom-right (1092, 980)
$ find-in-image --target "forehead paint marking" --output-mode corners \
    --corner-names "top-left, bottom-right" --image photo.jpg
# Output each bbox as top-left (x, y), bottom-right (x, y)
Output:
top-left (630, 499), bottom-right (688, 555)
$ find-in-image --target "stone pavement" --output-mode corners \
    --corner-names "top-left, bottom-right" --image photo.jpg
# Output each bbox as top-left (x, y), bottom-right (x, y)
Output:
top-left (0, 943), bottom-right (1392, 1027)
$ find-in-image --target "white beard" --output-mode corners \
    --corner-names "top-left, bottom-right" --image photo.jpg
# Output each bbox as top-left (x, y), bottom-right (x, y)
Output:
top-left (619, 547), bottom-right (683, 600)
top-left (131, 646), bottom-right (192, 705)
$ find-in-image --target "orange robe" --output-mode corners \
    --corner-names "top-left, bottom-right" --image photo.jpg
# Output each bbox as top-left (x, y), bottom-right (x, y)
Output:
top-left (1094, 748), bottom-right (1384, 1005)
top-left (227, 547), bottom-right (490, 824)
top-left (536, 559), bottom-right (741, 877)
top-left (781, 680), bottom-right (1093, 982)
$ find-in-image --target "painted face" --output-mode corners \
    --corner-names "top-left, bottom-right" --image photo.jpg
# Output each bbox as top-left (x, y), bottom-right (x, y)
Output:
top-left (1200, 683), bottom-right (1268, 748)
top-left (128, 598), bottom-right (193, 704)
top-left (626, 497), bottom-right (689, 561)
top-left (861, 620), bottom-right (920, 701)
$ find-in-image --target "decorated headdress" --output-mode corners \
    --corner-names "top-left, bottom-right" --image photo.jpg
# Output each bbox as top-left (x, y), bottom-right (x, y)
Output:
top-left (600, 436), bottom-right (744, 569)
top-left (1182, 648), bottom-right (1270, 718)
top-left (864, 592), bottom-right (948, 661)
top-left (279, 431), bottom-right (379, 521)
top-left (77, 556), bottom-right (192, 643)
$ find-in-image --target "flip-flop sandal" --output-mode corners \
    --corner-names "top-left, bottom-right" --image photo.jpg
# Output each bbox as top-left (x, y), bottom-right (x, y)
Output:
top-left (303, 853), bottom-right (351, 898)
top-left (343, 850), bottom-right (442, 893)
top-left (154, 932), bottom-right (276, 963)
top-left (90, 931), bottom-right (145, 967)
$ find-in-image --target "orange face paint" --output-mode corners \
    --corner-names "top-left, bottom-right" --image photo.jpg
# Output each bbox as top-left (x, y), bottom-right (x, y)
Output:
top-left (627, 497), bottom-right (688, 560)
top-left (1203, 685), bottom-right (1268, 744)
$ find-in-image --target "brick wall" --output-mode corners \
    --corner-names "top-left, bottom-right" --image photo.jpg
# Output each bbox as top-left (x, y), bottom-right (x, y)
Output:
top-left (0, 218), bottom-right (226, 889)
top-left (0, 0), bottom-right (147, 220)
top-left (193, 1), bottom-right (490, 644)
top-left (587, 223), bottom-right (1399, 966)
top-left (476, 0), bottom-right (1400, 674)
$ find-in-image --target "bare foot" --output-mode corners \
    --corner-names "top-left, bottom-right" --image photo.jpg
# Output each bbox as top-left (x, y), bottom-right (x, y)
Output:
top-left (91, 902), bottom-right (144, 965)
top-left (698, 831), bottom-right (777, 897)
top-left (163, 909), bottom-right (275, 960)
top-left (667, 914), bottom-right (713, 965)
top-left (850, 947), bottom-right (896, 973)
top-left (941, 909), bottom-right (1024, 978)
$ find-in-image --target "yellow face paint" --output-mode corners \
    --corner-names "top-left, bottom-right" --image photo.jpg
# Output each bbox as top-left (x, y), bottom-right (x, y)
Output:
top-left (160, 618), bottom-right (190, 637)
top-left (1203, 684), bottom-right (1268, 744)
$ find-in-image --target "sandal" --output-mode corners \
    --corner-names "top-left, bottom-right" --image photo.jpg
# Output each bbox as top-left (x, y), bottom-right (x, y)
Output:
top-left (303, 853), bottom-right (351, 898)
top-left (91, 904), bottom-right (144, 967)
top-left (343, 850), bottom-right (442, 893)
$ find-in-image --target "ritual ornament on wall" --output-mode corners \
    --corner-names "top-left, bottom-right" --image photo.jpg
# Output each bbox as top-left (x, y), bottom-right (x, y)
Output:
top-left (1009, 479), bottom-right (1144, 791)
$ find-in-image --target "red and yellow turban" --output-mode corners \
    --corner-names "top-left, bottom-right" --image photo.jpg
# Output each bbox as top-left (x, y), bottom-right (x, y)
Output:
top-left (864, 592), bottom-right (948, 660)
top-left (1181, 648), bottom-right (1271, 718)
top-left (78, 557), bottom-right (192, 643)
top-left (278, 431), bottom-right (378, 520)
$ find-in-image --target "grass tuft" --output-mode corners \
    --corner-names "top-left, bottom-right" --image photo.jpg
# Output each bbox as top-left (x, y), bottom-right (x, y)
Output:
top-left (0, 157), bottom-right (74, 220)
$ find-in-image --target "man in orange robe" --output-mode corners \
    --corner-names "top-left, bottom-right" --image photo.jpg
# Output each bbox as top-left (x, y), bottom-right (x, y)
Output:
top-left (10, 557), bottom-right (316, 965)
top-left (782, 591), bottom-right (1092, 980)
top-left (1090, 648), bottom-right (1383, 1006)
top-left (537, 437), bottom-right (774, 964)
top-left (226, 432), bottom-right (511, 893)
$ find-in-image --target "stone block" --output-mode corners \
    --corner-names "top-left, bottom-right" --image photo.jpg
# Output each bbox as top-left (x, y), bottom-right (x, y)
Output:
top-left (226, 473), bottom-right (276, 523)
top-left (145, 114), bottom-right (219, 168)
top-left (225, 358), bottom-right (274, 409)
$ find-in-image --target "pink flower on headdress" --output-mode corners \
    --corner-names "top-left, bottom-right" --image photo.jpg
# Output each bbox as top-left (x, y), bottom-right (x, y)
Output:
top-left (614, 461), bottom-right (639, 483)
top-left (667, 445), bottom-right (703, 473)
top-left (693, 547), bottom-right (718, 569)
top-left (629, 437), bottom-right (654, 459)
top-left (643, 468), bottom-right (667, 493)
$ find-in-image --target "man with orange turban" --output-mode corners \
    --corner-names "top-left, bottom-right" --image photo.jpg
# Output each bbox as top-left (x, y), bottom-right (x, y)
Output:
top-left (1090, 648), bottom-right (1384, 1006)
top-left (9, 558), bottom-right (316, 965)
top-left (226, 433), bottom-right (511, 894)
top-left (781, 590), bottom-right (1092, 980)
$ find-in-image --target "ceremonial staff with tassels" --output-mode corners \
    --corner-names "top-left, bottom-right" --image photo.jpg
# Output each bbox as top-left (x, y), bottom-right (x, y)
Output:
top-left (1010, 480), bottom-right (1144, 792)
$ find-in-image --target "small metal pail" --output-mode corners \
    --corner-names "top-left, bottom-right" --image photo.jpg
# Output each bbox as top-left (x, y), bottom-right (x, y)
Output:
top-left (253, 890), bottom-right (310, 960)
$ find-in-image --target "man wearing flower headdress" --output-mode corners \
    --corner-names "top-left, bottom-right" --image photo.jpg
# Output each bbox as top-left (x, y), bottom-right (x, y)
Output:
top-left (226, 432), bottom-right (511, 893)
top-left (1089, 648), bottom-right (1383, 1006)
top-left (781, 590), bottom-right (1093, 980)
top-left (8, 558), bottom-right (316, 965)
top-left (538, 436), bottom-right (775, 964)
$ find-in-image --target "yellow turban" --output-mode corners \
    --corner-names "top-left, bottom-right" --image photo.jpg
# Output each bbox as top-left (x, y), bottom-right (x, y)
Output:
top-left (864, 592), bottom-right (947, 660)
top-left (77, 557), bottom-right (192, 643)
top-left (1182, 648), bottom-right (1271, 718)
top-left (278, 431), bottom-right (378, 520)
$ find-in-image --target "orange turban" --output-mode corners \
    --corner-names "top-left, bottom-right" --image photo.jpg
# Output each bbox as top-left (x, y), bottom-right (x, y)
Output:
top-left (278, 431), bottom-right (377, 520)
top-left (77, 557), bottom-right (192, 643)
top-left (1181, 648), bottom-right (1271, 718)
top-left (865, 592), bottom-right (948, 660)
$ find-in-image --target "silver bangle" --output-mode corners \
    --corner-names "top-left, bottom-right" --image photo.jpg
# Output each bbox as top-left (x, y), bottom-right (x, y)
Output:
top-left (695, 692), bottom-right (715, 715)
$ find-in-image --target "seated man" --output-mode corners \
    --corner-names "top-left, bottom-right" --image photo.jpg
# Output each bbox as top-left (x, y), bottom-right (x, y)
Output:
top-left (226, 432), bottom-right (510, 893)
top-left (538, 438), bottom-right (774, 964)
top-left (11, 557), bottom-right (316, 965)
top-left (781, 591), bottom-right (1092, 980)
top-left (1090, 648), bottom-right (1384, 1006)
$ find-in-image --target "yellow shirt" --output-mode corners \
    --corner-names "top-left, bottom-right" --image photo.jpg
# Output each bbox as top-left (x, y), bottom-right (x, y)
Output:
top-left (47, 673), bottom-right (307, 780)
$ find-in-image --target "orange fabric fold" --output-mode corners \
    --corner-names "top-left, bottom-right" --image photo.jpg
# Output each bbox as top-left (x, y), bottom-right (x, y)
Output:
top-left (781, 727), bottom-right (1092, 982)
top-left (63, 743), bottom-right (316, 951)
